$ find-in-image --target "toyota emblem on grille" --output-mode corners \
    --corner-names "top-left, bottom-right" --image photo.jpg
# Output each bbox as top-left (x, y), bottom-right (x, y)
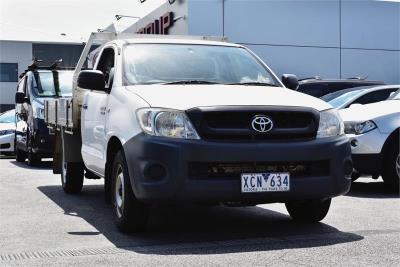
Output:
top-left (251, 115), bottom-right (273, 133)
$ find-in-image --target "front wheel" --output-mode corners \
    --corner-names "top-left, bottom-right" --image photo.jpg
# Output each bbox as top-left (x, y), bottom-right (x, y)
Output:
top-left (15, 149), bottom-right (26, 162)
top-left (382, 138), bottom-right (400, 191)
top-left (111, 150), bottom-right (148, 233)
top-left (285, 198), bottom-right (331, 223)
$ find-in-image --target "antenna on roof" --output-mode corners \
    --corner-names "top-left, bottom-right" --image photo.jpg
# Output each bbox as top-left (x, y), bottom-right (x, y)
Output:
top-left (50, 59), bottom-right (63, 69)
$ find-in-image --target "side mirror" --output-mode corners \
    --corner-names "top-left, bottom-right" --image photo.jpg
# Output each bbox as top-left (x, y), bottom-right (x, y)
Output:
top-left (15, 92), bottom-right (25, 104)
top-left (77, 70), bottom-right (105, 92)
top-left (281, 74), bottom-right (299, 90)
top-left (388, 92), bottom-right (396, 99)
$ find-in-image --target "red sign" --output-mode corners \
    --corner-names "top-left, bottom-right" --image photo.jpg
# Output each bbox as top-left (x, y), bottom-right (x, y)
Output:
top-left (136, 12), bottom-right (174, 35)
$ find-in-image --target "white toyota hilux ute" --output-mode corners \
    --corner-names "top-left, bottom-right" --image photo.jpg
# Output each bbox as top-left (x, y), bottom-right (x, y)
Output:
top-left (339, 91), bottom-right (400, 190)
top-left (45, 33), bottom-right (352, 233)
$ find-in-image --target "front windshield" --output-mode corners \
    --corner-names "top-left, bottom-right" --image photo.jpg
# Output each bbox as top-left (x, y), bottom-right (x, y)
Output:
top-left (123, 44), bottom-right (280, 86)
top-left (0, 110), bottom-right (15, 123)
top-left (32, 71), bottom-right (73, 97)
top-left (328, 90), bottom-right (363, 108)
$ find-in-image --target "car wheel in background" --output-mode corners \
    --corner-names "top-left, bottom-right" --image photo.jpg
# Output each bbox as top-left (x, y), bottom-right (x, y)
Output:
top-left (15, 149), bottom-right (26, 162)
top-left (27, 134), bottom-right (40, 166)
top-left (382, 137), bottom-right (400, 192)
top-left (285, 198), bottom-right (331, 223)
top-left (111, 150), bottom-right (148, 233)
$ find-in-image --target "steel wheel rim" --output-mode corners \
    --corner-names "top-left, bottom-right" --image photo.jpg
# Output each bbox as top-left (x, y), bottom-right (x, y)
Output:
top-left (115, 166), bottom-right (125, 218)
top-left (395, 152), bottom-right (400, 179)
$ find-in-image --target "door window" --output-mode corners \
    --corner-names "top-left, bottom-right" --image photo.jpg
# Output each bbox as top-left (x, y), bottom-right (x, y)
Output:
top-left (96, 48), bottom-right (115, 90)
top-left (352, 89), bottom-right (399, 105)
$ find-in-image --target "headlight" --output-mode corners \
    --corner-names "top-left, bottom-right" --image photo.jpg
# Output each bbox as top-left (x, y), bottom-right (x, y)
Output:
top-left (136, 108), bottom-right (200, 139)
top-left (33, 105), bottom-right (45, 119)
top-left (344, 120), bottom-right (377, 135)
top-left (317, 109), bottom-right (344, 138)
top-left (0, 129), bottom-right (15, 136)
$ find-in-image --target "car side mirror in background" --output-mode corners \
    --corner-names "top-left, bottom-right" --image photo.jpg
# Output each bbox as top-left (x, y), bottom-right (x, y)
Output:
top-left (281, 74), bottom-right (299, 90)
top-left (77, 70), bottom-right (105, 92)
top-left (15, 92), bottom-right (26, 104)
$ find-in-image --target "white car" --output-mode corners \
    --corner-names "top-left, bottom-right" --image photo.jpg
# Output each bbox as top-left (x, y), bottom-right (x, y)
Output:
top-left (0, 109), bottom-right (16, 155)
top-left (339, 90), bottom-right (400, 189)
top-left (46, 34), bottom-right (353, 232)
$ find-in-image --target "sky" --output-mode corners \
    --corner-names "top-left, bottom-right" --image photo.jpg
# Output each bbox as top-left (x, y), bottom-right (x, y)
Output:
top-left (0, 0), bottom-right (164, 43)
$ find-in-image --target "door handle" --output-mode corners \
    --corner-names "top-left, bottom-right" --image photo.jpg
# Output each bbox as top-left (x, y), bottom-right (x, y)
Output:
top-left (82, 104), bottom-right (88, 110)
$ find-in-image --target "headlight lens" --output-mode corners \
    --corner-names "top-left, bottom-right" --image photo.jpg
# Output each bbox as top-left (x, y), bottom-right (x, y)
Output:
top-left (0, 129), bottom-right (15, 136)
top-left (344, 120), bottom-right (377, 135)
top-left (33, 105), bottom-right (45, 119)
top-left (317, 109), bottom-right (344, 138)
top-left (136, 108), bottom-right (200, 139)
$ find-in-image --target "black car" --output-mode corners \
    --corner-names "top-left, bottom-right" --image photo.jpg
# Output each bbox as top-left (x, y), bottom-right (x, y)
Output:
top-left (14, 62), bottom-right (73, 165)
top-left (298, 77), bottom-right (385, 98)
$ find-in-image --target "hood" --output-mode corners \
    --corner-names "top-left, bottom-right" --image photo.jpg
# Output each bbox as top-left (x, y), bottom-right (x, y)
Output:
top-left (126, 85), bottom-right (331, 111)
top-left (339, 100), bottom-right (400, 122)
top-left (0, 123), bottom-right (15, 131)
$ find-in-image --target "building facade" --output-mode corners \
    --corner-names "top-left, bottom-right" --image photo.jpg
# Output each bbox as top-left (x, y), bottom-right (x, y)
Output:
top-left (124, 0), bottom-right (400, 84)
top-left (0, 41), bottom-right (83, 112)
top-left (1, 0), bottom-right (399, 112)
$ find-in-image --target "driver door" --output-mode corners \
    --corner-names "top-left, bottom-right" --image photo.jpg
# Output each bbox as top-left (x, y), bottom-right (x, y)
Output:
top-left (81, 47), bottom-right (115, 175)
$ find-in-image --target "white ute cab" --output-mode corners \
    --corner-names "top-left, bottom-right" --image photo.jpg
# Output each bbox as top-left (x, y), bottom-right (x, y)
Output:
top-left (46, 34), bottom-right (352, 233)
top-left (340, 89), bottom-right (400, 190)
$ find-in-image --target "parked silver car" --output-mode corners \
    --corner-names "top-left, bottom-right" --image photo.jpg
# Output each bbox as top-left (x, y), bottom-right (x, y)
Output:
top-left (339, 89), bottom-right (400, 190)
top-left (321, 85), bottom-right (399, 109)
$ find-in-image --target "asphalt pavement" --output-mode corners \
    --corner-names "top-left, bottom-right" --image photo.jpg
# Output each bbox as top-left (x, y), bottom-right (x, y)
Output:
top-left (0, 157), bottom-right (399, 266)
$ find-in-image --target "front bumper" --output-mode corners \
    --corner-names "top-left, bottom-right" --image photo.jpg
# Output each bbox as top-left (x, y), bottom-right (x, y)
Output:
top-left (123, 134), bottom-right (352, 204)
top-left (0, 133), bottom-right (15, 153)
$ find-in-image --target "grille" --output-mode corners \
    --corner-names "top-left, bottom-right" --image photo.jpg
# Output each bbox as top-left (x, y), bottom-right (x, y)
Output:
top-left (0, 143), bottom-right (11, 149)
top-left (188, 161), bottom-right (329, 180)
top-left (186, 107), bottom-right (319, 142)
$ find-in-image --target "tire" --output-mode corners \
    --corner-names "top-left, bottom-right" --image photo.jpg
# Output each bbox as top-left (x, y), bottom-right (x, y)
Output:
top-left (27, 134), bottom-right (40, 166)
top-left (382, 137), bottom-right (400, 191)
top-left (61, 146), bottom-right (84, 194)
top-left (285, 198), bottom-right (331, 223)
top-left (15, 149), bottom-right (26, 162)
top-left (111, 150), bottom-right (148, 233)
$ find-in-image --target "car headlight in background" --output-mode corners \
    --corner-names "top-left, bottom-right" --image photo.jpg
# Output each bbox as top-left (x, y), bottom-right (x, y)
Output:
top-left (344, 120), bottom-right (377, 135)
top-left (317, 109), bottom-right (344, 138)
top-left (136, 108), bottom-right (200, 139)
top-left (0, 129), bottom-right (15, 136)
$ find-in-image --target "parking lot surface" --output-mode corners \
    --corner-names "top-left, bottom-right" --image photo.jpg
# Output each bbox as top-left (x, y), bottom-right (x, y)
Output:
top-left (0, 157), bottom-right (399, 266)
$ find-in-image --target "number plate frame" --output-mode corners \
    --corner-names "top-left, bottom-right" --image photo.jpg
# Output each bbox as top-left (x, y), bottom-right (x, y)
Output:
top-left (241, 172), bottom-right (290, 193)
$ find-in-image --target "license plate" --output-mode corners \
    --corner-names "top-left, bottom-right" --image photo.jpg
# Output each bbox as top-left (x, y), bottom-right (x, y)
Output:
top-left (241, 173), bottom-right (290, 193)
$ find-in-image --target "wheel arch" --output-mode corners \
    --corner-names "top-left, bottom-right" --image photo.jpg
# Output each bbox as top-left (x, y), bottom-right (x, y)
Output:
top-left (381, 128), bottom-right (400, 157)
top-left (104, 136), bottom-right (124, 203)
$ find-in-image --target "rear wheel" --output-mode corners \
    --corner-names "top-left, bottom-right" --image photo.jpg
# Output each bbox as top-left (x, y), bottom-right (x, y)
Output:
top-left (382, 138), bottom-right (400, 191)
top-left (111, 150), bottom-right (148, 233)
top-left (61, 137), bottom-right (84, 194)
top-left (285, 198), bottom-right (331, 223)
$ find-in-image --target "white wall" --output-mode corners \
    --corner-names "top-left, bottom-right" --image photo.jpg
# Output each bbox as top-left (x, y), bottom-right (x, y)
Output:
top-left (187, 0), bottom-right (400, 84)
top-left (0, 41), bottom-right (32, 107)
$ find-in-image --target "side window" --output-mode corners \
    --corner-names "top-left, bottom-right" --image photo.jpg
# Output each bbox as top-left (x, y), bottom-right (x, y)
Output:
top-left (352, 90), bottom-right (397, 105)
top-left (96, 48), bottom-right (115, 90)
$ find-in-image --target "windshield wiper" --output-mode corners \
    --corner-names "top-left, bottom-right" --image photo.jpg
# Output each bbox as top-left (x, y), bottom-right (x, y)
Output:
top-left (228, 82), bottom-right (279, 87)
top-left (162, 80), bottom-right (221, 85)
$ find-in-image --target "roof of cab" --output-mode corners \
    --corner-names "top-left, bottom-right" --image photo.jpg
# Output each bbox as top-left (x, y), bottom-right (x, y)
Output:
top-left (115, 38), bottom-right (242, 47)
